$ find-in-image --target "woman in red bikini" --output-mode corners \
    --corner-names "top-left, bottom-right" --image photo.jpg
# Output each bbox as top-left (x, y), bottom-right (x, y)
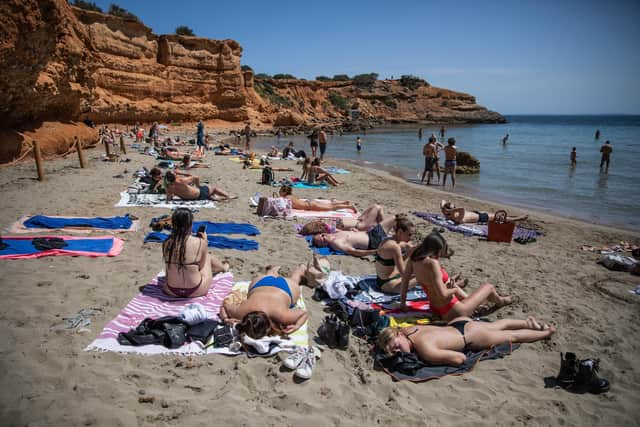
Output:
top-left (162, 208), bottom-right (228, 298)
top-left (399, 231), bottom-right (512, 321)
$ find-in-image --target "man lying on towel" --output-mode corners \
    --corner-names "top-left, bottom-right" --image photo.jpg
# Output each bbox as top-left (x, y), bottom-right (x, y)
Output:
top-left (311, 224), bottom-right (390, 257)
top-left (165, 171), bottom-right (236, 202)
top-left (440, 200), bottom-right (528, 224)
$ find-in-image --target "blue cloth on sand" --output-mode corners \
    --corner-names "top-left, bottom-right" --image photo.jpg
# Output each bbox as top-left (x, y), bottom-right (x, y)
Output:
top-left (23, 215), bottom-right (133, 230)
top-left (191, 221), bottom-right (260, 236)
top-left (304, 235), bottom-right (344, 256)
top-left (145, 232), bottom-right (258, 251)
top-left (292, 182), bottom-right (328, 189)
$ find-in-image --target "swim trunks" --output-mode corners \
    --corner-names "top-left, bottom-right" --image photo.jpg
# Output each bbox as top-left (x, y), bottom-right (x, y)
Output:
top-left (198, 185), bottom-right (210, 200)
top-left (319, 143), bottom-right (327, 155)
top-left (445, 160), bottom-right (457, 168)
top-left (473, 210), bottom-right (489, 223)
top-left (424, 156), bottom-right (435, 171)
top-left (367, 224), bottom-right (388, 250)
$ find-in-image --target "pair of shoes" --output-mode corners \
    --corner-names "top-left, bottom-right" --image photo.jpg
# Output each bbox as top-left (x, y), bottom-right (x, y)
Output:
top-left (317, 315), bottom-right (349, 349)
top-left (514, 236), bottom-right (537, 244)
top-left (283, 346), bottom-right (321, 380)
top-left (556, 352), bottom-right (610, 394)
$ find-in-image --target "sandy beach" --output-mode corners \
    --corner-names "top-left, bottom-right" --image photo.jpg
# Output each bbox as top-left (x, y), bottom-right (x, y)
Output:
top-left (0, 139), bottom-right (639, 426)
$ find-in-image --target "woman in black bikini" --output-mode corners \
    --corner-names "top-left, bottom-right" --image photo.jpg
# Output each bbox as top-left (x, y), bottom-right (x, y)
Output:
top-left (374, 214), bottom-right (416, 293)
top-left (162, 208), bottom-right (229, 298)
top-left (378, 316), bottom-right (555, 366)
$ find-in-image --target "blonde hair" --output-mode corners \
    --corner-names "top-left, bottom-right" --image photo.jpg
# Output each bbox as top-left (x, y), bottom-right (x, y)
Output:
top-left (377, 327), bottom-right (403, 355)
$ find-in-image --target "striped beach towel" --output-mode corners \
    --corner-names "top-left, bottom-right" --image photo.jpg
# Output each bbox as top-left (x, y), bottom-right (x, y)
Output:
top-left (115, 192), bottom-right (217, 209)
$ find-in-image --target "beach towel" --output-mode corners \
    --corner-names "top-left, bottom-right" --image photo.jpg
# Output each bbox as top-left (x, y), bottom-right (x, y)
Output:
top-left (85, 272), bottom-right (234, 355)
top-left (413, 212), bottom-right (541, 240)
top-left (24, 215), bottom-right (133, 230)
top-left (0, 235), bottom-right (124, 260)
top-left (286, 209), bottom-right (359, 221)
top-left (304, 235), bottom-right (344, 256)
top-left (116, 192), bottom-right (217, 209)
top-left (191, 221), bottom-right (260, 236)
top-left (324, 167), bottom-right (351, 174)
top-left (144, 232), bottom-right (259, 251)
top-left (375, 342), bottom-right (519, 382)
top-left (9, 215), bottom-right (139, 234)
top-left (291, 182), bottom-right (328, 189)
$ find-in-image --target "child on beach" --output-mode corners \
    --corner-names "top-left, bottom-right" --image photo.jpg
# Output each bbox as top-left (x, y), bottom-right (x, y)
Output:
top-left (570, 147), bottom-right (577, 166)
top-left (442, 137), bottom-right (457, 188)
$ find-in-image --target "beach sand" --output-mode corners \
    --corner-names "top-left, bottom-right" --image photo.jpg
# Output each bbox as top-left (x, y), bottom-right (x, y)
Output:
top-left (0, 140), bottom-right (638, 426)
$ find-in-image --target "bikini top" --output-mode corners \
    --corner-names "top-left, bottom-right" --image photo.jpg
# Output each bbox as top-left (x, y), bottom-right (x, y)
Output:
top-left (164, 239), bottom-right (202, 267)
top-left (375, 253), bottom-right (396, 267)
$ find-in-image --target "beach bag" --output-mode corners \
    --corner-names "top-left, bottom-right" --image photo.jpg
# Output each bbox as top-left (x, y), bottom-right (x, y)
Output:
top-left (487, 210), bottom-right (515, 243)
top-left (305, 253), bottom-right (331, 288)
top-left (261, 166), bottom-right (275, 185)
top-left (257, 197), bottom-right (292, 217)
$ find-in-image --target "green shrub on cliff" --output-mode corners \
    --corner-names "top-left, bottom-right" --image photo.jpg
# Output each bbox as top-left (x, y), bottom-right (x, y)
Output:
top-left (382, 96), bottom-right (398, 109)
top-left (316, 76), bottom-right (331, 81)
top-left (353, 73), bottom-right (378, 88)
top-left (175, 26), bottom-right (195, 36)
top-left (273, 74), bottom-right (296, 80)
top-left (241, 65), bottom-right (253, 72)
top-left (255, 73), bottom-right (272, 79)
top-left (255, 81), bottom-right (293, 107)
top-left (72, 0), bottom-right (103, 12)
top-left (399, 75), bottom-right (428, 90)
top-left (108, 4), bottom-right (139, 21)
top-left (332, 74), bottom-right (351, 81)
top-left (328, 92), bottom-right (349, 111)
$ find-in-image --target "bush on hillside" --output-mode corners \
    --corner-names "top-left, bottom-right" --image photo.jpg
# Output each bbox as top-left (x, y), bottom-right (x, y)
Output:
top-left (382, 96), bottom-right (398, 109)
top-left (273, 74), bottom-right (296, 80)
top-left (175, 26), bottom-right (195, 36)
top-left (72, 0), bottom-right (103, 12)
top-left (254, 73), bottom-right (272, 79)
top-left (316, 76), bottom-right (331, 81)
top-left (255, 81), bottom-right (294, 107)
top-left (399, 74), bottom-right (428, 90)
top-left (332, 74), bottom-right (350, 81)
top-left (108, 4), bottom-right (139, 21)
top-left (353, 73), bottom-right (378, 88)
top-left (241, 65), bottom-right (254, 72)
top-left (328, 92), bottom-right (349, 111)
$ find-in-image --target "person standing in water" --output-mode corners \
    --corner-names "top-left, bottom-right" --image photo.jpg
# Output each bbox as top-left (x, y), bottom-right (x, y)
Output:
top-left (356, 136), bottom-right (362, 152)
top-left (418, 128), bottom-right (423, 140)
top-left (570, 147), bottom-right (577, 166)
top-left (600, 140), bottom-right (612, 170)
top-left (439, 126), bottom-right (446, 141)
top-left (595, 129), bottom-right (601, 140)
top-left (442, 137), bottom-right (458, 188)
top-left (502, 133), bottom-right (509, 145)
top-left (243, 123), bottom-right (252, 151)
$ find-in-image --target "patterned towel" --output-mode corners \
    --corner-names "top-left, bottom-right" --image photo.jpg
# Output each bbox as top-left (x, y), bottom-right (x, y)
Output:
top-left (115, 192), bottom-right (217, 209)
top-left (85, 272), bottom-right (234, 355)
top-left (413, 212), bottom-right (541, 240)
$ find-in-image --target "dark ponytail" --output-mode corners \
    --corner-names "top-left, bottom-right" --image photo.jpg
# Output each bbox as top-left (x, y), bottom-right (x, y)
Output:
top-left (410, 231), bottom-right (453, 261)
top-left (162, 208), bottom-right (193, 270)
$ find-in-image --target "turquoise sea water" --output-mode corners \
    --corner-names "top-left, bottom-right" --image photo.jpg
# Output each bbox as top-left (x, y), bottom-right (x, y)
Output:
top-left (255, 115), bottom-right (640, 231)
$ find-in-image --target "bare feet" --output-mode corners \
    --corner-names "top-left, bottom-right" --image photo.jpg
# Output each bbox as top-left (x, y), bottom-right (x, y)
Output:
top-left (496, 296), bottom-right (513, 308)
top-left (527, 316), bottom-right (552, 331)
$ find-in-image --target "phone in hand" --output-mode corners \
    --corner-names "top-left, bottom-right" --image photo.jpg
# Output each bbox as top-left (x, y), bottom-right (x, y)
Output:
top-left (197, 225), bottom-right (206, 236)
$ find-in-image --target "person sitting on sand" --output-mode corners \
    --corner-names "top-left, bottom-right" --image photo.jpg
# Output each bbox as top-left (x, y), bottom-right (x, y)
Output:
top-left (282, 142), bottom-right (296, 159)
top-left (440, 200), bottom-right (528, 224)
top-left (162, 208), bottom-right (229, 298)
top-left (165, 170), bottom-right (235, 202)
top-left (220, 265), bottom-right (308, 337)
top-left (278, 185), bottom-right (356, 212)
top-left (377, 316), bottom-right (555, 366)
top-left (146, 167), bottom-right (164, 193)
top-left (399, 231), bottom-right (512, 321)
top-left (375, 214), bottom-right (417, 293)
top-left (180, 154), bottom-right (209, 170)
top-left (268, 146), bottom-right (281, 158)
top-left (306, 158), bottom-right (340, 186)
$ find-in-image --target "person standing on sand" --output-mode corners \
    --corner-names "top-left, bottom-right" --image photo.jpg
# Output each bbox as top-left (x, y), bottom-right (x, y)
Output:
top-left (196, 119), bottom-right (205, 155)
top-left (442, 137), bottom-right (457, 188)
top-left (420, 136), bottom-right (438, 185)
top-left (307, 129), bottom-right (318, 158)
top-left (595, 129), bottom-right (601, 140)
top-left (570, 147), bottom-right (577, 166)
top-left (318, 128), bottom-right (328, 161)
top-left (243, 123), bottom-right (252, 151)
top-left (600, 140), bottom-right (612, 170)
top-left (356, 136), bottom-right (362, 152)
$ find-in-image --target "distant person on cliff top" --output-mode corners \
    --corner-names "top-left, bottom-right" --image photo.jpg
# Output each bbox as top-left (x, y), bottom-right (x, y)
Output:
top-left (595, 129), bottom-right (601, 140)
top-left (196, 119), bottom-right (205, 154)
top-left (440, 200), bottom-right (528, 224)
top-left (356, 137), bottom-right (362, 152)
top-left (570, 147), bottom-right (577, 166)
top-left (318, 128), bottom-right (328, 161)
top-left (502, 133), bottom-right (509, 145)
top-left (243, 123), bottom-right (252, 151)
top-left (600, 141), bottom-right (612, 170)
top-left (307, 129), bottom-right (319, 158)
top-left (442, 137), bottom-right (457, 188)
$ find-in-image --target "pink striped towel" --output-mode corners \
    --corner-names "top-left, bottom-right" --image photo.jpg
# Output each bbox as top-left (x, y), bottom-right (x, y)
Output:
top-left (85, 272), bottom-right (234, 355)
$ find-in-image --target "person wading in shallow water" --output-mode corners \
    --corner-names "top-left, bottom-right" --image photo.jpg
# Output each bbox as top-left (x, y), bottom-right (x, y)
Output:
top-left (599, 140), bottom-right (612, 170)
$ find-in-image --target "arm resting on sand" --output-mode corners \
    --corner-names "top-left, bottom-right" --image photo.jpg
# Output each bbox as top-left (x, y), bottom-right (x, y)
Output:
top-left (277, 309), bottom-right (308, 334)
top-left (415, 342), bottom-right (467, 366)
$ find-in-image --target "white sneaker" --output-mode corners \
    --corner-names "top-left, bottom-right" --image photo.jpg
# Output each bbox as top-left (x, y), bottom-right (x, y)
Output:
top-left (294, 347), bottom-right (320, 380)
top-left (283, 348), bottom-right (307, 370)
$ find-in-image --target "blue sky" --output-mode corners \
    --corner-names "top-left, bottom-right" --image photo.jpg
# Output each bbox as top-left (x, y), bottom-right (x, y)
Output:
top-left (87, 0), bottom-right (640, 115)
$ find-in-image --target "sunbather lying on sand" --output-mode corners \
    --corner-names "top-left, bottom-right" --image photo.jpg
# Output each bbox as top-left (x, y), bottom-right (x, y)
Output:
top-left (440, 200), bottom-right (528, 224)
top-left (165, 170), bottom-right (236, 201)
top-left (399, 231), bottom-right (512, 320)
top-left (220, 265), bottom-right (308, 337)
top-left (375, 215), bottom-right (417, 293)
top-left (160, 147), bottom-right (204, 161)
top-left (378, 316), bottom-right (555, 366)
top-left (180, 154), bottom-right (209, 169)
top-left (299, 204), bottom-right (392, 234)
top-left (162, 208), bottom-right (229, 298)
top-left (279, 185), bottom-right (356, 212)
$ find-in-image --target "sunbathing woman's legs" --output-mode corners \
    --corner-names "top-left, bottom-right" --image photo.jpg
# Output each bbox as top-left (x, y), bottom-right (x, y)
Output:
top-left (464, 318), bottom-right (555, 350)
top-left (446, 283), bottom-right (512, 321)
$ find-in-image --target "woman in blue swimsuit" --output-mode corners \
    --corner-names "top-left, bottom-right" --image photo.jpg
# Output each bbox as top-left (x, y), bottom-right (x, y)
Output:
top-left (220, 265), bottom-right (309, 338)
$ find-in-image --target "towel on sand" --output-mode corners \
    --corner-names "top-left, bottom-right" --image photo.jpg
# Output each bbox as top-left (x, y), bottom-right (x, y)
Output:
top-left (116, 192), bottom-right (217, 209)
top-left (192, 221), bottom-right (260, 236)
top-left (375, 342), bottom-right (519, 382)
top-left (291, 182), bottom-right (328, 189)
top-left (9, 215), bottom-right (139, 234)
top-left (144, 232), bottom-right (259, 251)
top-left (413, 212), bottom-right (541, 240)
top-left (24, 215), bottom-right (133, 230)
top-left (285, 208), bottom-right (359, 220)
top-left (0, 235), bottom-right (123, 260)
top-left (304, 235), bottom-right (344, 256)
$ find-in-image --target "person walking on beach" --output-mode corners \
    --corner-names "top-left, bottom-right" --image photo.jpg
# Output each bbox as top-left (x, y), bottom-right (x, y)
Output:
top-left (196, 119), bottom-right (205, 155)
top-left (595, 129), bottom-right (601, 140)
top-left (600, 140), bottom-right (612, 170)
top-left (307, 129), bottom-right (318, 158)
top-left (356, 136), bottom-right (362, 152)
top-left (243, 123), bottom-right (252, 151)
top-left (420, 136), bottom-right (438, 185)
top-left (570, 147), bottom-right (577, 166)
top-left (502, 133), bottom-right (509, 145)
top-left (442, 137), bottom-right (457, 188)
top-left (318, 128), bottom-right (328, 161)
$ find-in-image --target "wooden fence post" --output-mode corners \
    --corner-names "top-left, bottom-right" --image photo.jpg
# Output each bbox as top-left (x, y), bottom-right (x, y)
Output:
top-left (119, 135), bottom-right (127, 154)
top-left (33, 140), bottom-right (44, 181)
top-left (75, 137), bottom-right (85, 168)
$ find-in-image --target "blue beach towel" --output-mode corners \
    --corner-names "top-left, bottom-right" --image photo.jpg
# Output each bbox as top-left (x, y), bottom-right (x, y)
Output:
top-left (0, 237), bottom-right (118, 258)
top-left (191, 221), bottom-right (260, 236)
top-left (291, 182), bottom-right (328, 189)
top-left (304, 235), bottom-right (344, 255)
top-left (324, 167), bottom-right (350, 174)
top-left (144, 232), bottom-right (259, 251)
top-left (24, 215), bottom-right (133, 230)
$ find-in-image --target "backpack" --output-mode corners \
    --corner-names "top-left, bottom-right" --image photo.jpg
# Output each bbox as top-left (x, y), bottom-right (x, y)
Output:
top-left (261, 166), bottom-right (274, 185)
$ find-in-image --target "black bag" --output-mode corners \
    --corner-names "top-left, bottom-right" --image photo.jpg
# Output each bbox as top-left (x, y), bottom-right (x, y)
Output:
top-left (317, 314), bottom-right (349, 349)
top-left (261, 166), bottom-right (274, 185)
top-left (350, 308), bottom-right (382, 339)
top-left (186, 319), bottom-right (220, 343)
top-left (212, 324), bottom-right (235, 347)
top-left (117, 316), bottom-right (188, 349)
